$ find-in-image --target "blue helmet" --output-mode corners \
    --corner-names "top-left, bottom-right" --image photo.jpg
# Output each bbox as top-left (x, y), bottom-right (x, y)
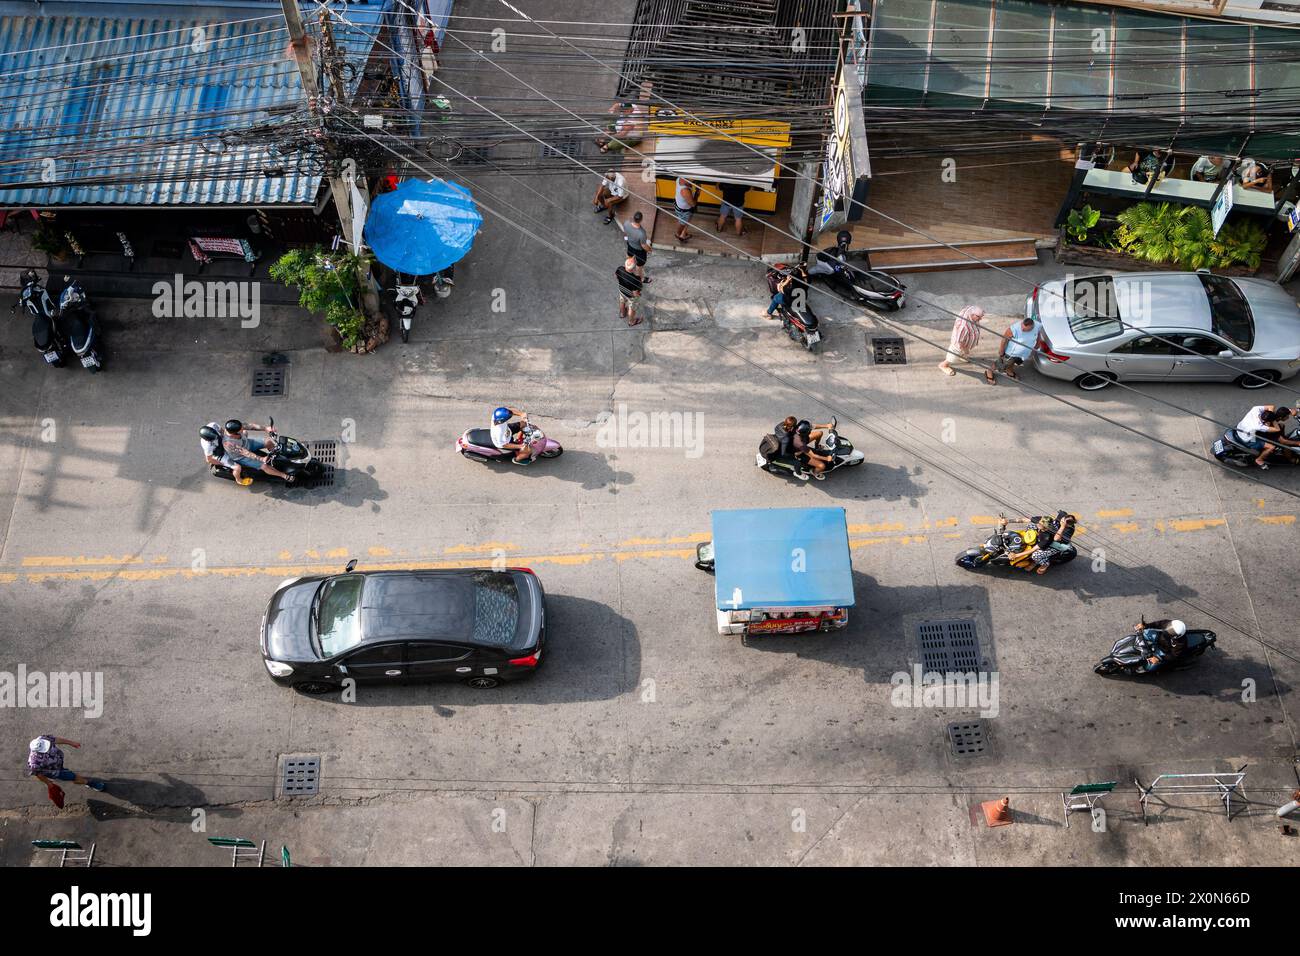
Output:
top-left (492, 406), bottom-right (511, 424)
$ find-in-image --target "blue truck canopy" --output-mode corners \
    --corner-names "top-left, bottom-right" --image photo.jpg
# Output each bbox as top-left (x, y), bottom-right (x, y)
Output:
top-left (711, 508), bottom-right (854, 611)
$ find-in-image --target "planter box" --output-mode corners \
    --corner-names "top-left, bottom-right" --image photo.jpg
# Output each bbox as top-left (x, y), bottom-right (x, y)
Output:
top-left (1055, 229), bottom-right (1258, 276)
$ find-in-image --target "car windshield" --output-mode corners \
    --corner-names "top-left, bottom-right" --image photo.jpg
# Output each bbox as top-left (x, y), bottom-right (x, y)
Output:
top-left (472, 571), bottom-right (520, 647)
top-left (313, 576), bottom-right (365, 657)
top-left (1197, 274), bottom-right (1254, 350)
top-left (1063, 276), bottom-right (1123, 343)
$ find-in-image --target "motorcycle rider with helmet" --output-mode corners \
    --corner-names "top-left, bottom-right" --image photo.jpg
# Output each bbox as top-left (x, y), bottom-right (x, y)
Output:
top-left (1134, 619), bottom-right (1187, 672)
top-left (491, 406), bottom-right (539, 465)
top-left (793, 419), bottom-right (836, 476)
top-left (221, 419), bottom-right (292, 485)
top-left (199, 423), bottom-right (233, 470)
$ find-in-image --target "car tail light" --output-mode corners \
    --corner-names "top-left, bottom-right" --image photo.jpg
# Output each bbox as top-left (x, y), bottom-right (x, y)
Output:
top-left (509, 650), bottom-right (541, 667)
top-left (891, 290), bottom-right (902, 298)
top-left (1037, 330), bottom-right (1069, 363)
top-left (510, 566), bottom-right (534, 575)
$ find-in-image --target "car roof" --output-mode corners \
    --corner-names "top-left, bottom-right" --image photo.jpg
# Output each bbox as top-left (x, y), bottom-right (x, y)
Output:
top-left (357, 572), bottom-right (475, 644)
top-left (1112, 273), bottom-right (1211, 332)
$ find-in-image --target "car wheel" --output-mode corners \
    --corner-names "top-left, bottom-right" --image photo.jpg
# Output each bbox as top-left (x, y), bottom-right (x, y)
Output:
top-left (1074, 372), bottom-right (1116, 391)
top-left (1236, 370), bottom-right (1278, 389)
top-left (465, 676), bottom-right (501, 689)
top-left (293, 680), bottom-right (337, 695)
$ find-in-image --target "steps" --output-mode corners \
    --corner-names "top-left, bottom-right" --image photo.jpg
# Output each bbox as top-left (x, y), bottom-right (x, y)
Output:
top-left (867, 238), bottom-right (1042, 274)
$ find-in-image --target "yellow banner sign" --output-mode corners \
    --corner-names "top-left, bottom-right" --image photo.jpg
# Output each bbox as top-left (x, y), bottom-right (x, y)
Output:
top-left (648, 115), bottom-right (791, 148)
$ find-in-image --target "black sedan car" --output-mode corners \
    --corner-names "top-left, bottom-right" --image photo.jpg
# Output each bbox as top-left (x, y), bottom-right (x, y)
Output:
top-left (260, 565), bottom-right (545, 693)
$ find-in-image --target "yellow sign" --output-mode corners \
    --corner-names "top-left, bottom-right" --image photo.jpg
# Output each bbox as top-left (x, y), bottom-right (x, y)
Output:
top-left (647, 115), bottom-right (791, 149)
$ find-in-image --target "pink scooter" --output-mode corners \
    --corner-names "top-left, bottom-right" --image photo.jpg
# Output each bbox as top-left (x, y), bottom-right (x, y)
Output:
top-left (456, 421), bottom-right (564, 465)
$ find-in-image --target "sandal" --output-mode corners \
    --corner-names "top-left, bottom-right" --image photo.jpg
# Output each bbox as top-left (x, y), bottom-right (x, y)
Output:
top-left (984, 370), bottom-right (997, 385)
top-left (940, 365), bottom-right (956, 377)
top-left (627, 316), bottom-right (643, 327)
top-left (603, 215), bottom-right (614, 225)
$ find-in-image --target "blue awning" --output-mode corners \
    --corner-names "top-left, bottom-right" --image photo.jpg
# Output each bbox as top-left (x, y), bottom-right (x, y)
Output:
top-left (712, 508), bottom-right (855, 611)
top-left (0, 2), bottom-right (387, 207)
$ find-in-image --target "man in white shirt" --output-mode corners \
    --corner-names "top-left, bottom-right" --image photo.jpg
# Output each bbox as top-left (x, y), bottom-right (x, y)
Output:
top-left (593, 170), bottom-right (628, 224)
top-left (1190, 155), bottom-right (1224, 183)
top-left (1234, 404), bottom-right (1290, 468)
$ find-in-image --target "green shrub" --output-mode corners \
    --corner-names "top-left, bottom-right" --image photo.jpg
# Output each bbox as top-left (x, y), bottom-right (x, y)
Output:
top-left (270, 247), bottom-right (373, 350)
top-left (1114, 202), bottom-right (1267, 271)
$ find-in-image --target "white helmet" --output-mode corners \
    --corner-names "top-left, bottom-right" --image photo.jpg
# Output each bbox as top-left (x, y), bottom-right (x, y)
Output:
top-left (1167, 620), bottom-right (1187, 638)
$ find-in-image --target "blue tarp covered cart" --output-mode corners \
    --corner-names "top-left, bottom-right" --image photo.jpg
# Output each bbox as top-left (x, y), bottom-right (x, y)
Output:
top-left (695, 507), bottom-right (855, 637)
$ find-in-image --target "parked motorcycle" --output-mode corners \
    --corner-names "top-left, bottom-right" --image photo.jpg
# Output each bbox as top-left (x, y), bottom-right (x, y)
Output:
top-left (956, 512), bottom-right (1078, 571)
top-left (457, 420), bottom-right (563, 464)
top-left (765, 265), bottom-right (821, 351)
top-left (756, 417), bottom-right (864, 481)
top-left (808, 231), bottom-right (906, 311)
top-left (12, 270), bottom-right (67, 367)
top-left (1211, 427), bottom-right (1300, 468)
top-left (208, 417), bottom-right (325, 487)
top-left (57, 277), bottom-right (103, 371)
top-left (1094, 620), bottom-right (1217, 676)
top-left (386, 280), bottom-right (423, 343)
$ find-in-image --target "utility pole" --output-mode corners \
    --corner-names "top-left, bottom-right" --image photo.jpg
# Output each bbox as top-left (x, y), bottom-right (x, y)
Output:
top-left (279, 0), bottom-right (380, 321)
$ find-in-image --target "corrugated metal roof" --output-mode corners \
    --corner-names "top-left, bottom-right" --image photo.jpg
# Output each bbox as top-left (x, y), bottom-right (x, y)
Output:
top-left (0, 4), bottom-right (386, 207)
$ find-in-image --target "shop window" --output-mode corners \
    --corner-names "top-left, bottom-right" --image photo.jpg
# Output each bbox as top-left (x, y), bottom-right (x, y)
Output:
top-left (865, 0), bottom-right (935, 103)
top-left (990, 0), bottom-right (1049, 105)
top-left (928, 0), bottom-right (992, 100)
top-left (1113, 12), bottom-right (1183, 105)
top-left (1050, 4), bottom-right (1113, 108)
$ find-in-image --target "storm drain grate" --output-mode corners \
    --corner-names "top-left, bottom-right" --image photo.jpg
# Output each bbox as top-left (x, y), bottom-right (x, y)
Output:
top-left (947, 720), bottom-right (989, 757)
top-left (539, 134), bottom-right (581, 161)
top-left (306, 441), bottom-right (337, 488)
top-left (870, 336), bottom-right (907, 365)
top-left (917, 619), bottom-right (983, 673)
top-left (282, 756), bottom-right (320, 796)
top-left (251, 367), bottom-right (287, 397)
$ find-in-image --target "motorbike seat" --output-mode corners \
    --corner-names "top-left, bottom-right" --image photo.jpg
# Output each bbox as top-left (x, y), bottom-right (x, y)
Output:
top-left (467, 428), bottom-right (495, 448)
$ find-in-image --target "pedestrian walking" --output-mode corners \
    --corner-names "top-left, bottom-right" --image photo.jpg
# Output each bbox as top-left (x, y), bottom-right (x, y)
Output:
top-left (27, 735), bottom-right (106, 805)
top-left (938, 305), bottom-right (986, 376)
top-left (615, 254), bottom-right (644, 327)
top-left (715, 181), bottom-right (748, 236)
top-left (621, 210), bottom-right (652, 283)
top-left (987, 315), bottom-right (1040, 384)
top-left (593, 170), bottom-right (628, 224)
top-left (673, 176), bottom-right (700, 242)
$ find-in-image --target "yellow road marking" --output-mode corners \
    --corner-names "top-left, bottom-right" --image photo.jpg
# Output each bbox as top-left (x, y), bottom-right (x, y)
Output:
top-left (444, 541), bottom-right (517, 554)
top-left (368, 546), bottom-right (393, 556)
top-left (1258, 514), bottom-right (1297, 525)
top-left (1097, 508), bottom-right (1133, 518)
top-left (21, 554), bottom-right (148, 567)
top-left (1167, 518), bottom-right (1226, 533)
top-left (1111, 522), bottom-right (1140, 533)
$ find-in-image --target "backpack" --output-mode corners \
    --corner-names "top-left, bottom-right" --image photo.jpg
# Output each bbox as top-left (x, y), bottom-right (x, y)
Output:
top-left (758, 434), bottom-right (780, 460)
top-left (765, 265), bottom-right (790, 295)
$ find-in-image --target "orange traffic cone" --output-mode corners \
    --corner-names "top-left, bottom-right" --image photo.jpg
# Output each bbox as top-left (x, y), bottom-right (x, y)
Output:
top-left (981, 797), bottom-right (1013, 827)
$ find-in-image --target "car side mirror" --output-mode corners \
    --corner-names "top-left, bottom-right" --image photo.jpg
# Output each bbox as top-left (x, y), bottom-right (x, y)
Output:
top-left (1217, 350), bottom-right (1233, 358)
top-left (336, 664), bottom-right (349, 675)
top-left (345, 559), bottom-right (358, 573)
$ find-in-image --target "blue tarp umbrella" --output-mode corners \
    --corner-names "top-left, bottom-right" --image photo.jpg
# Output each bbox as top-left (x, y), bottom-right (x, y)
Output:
top-left (363, 178), bottom-right (482, 275)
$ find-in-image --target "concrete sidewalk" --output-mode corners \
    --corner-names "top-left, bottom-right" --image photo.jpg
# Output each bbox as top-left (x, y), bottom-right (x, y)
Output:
top-left (9, 760), bottom-right (1299, 866)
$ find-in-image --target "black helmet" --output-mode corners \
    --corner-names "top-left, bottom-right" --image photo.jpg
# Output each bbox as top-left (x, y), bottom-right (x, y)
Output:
top-left (836, 229), bottom-right (852, 248)
top-left (199, 425), bottom-right (220, 443)
top-left (223, 419), bottom-right (243, 435)
top-left (796, 419), bottom-right (812, 437)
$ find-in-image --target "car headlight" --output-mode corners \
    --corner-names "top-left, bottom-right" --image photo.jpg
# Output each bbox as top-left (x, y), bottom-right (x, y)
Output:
top-left (265, 660), bottom-right (294, 678)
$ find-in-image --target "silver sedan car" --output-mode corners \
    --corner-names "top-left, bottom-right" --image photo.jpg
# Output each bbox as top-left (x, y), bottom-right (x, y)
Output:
top-left (1028, 271), bottom-right (1300, 390)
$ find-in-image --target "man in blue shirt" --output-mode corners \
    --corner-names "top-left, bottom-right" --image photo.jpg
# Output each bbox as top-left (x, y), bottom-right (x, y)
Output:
top-left (987, 316), bottom-right (1039, 384)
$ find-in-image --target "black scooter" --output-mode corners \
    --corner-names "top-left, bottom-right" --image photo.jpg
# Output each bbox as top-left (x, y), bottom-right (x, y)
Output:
top-left (1094, 621), bottom-right (1216, 676)
top-left (1211, 427), bottom-right (1300, 468)
top-left (808, 231), bottom-right (906, 311)
top-left (209, 418), bottom-right (325, 487)
top-left (58, 277), bottom-right (103, 372)
top-left (756, 417), bottom-right (865, 481)
top-left (956, 512), bottom-right (1078, 572)
top-left (765, 265), bottom-right (821, 351)
top-left (12, 270), bottom-right (67, 367)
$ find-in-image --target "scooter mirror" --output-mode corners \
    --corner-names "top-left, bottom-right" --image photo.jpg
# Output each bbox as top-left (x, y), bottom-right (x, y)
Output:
top-left (345, 559), bottom-right (358, 573)
top-left (268, 416), bottom-right (275, 428)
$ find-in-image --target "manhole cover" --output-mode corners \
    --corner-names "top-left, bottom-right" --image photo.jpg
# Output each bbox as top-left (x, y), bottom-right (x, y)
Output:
top-left (947, 720), bottom-right (989, 757)
top-left (917, 619), bottom-right (984, 673)
top-left (282, 756), bottom-right (320, 796)
top-left (870, 337), bottom-right (907, 365)
top-left (539, 135), bottom-right (580, 161)
top-left (252, 367), bottom-right (287, 397)
top-left (306, 440), bottom-right (337, 488)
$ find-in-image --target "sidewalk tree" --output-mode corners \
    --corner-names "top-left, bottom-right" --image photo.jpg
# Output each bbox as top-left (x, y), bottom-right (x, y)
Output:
top-left (270, 246), bottom-right (386, 352)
